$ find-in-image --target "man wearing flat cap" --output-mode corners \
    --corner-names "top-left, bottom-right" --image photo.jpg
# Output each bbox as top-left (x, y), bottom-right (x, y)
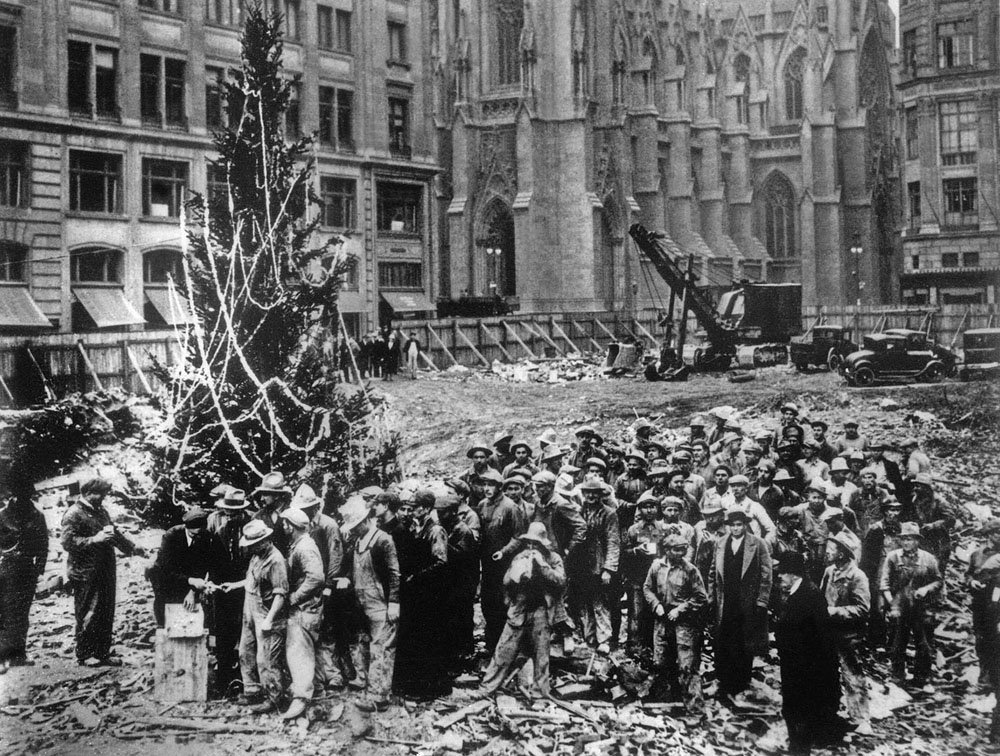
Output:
top-left (797, 439), bottom-right (830, 484)
top-left (61, 476), bottom-right (144, 666)
top-left (860, 498), bottom-right (904, 650)
top-left (967, 519), bottom-right (1000, 691)
top-left (488, 431), bottom-right (515, 473)
top-left (711, 433), bottom-right (746, 477)
top-left (848, 467), bottom-right (892, 539)
top-left (911, 474), bottom-right (957, 570)
top-left (707, 508), bottom-right (772, 703)
top-left (880, 521), bottom-right (942, 688)
top-left (569, 477), bottom-right (620, 653)
top-left (460, 443), bottom-right (493, 491)
top-left (836, 420), bottom-right (869, 456)
top-left (568, 426), bottom-right (608, 475)
top-left (614, 449), bottom-right (650, 508)
top-left (809, 420), bottom-right (838, 465)
top-left (148, 507), bottom-right (224, 628)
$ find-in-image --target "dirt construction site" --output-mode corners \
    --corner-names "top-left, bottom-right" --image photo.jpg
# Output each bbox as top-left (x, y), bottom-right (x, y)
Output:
top-left (2, 366), bottom-right (999, 756)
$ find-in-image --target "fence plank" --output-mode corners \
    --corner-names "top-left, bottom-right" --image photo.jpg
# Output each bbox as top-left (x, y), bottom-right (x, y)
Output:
top-left (501, 321), bottom-right (537, 359)
top-left (570, 320), bottom-right (604, 352)
top-left (479, 323), bottom-right (514, 362)
top-left (76, 341), bottom-right (104, 392)
top-left (525, 320), bottom-right (563, 355)
top-left (455, 328), bottom-right (490, 367)
top-left (126, 346), bottom-right (153, 395)
top-left (550, 319), bottom-right (579, 353)
top-left (426, 326), bottom-right (459, 366)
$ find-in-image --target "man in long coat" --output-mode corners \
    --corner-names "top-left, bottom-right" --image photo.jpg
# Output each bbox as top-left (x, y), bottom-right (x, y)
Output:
top-left (0, 479), bottom-right (48, 668)
top-left (774, 551), bottom-right (845, 755)
top-left (707, 509), bottom-right (771, 701)
top-left (148, 507), bottom-right (222, 627)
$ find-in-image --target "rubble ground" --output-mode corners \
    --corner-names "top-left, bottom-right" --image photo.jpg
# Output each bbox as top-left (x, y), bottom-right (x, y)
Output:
top-left (2, 369), bottom-right (999, 755)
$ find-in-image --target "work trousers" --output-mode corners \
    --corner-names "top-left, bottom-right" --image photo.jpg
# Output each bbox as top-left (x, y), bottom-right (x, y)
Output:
top-left (481, 565), bottom-right (509, 654)
top-left (212, 589), bottom-right (244, 692)
top-left (626, 582), bottom-right (654, 656)
top-left (569, 575), bottom-right (612, 647)
top-left (481, 607), bottom-right (552, 697)
top-left (238, 595), bottom-right (287, 705)
top-left (358, 605), bottom-right (396, 702)
top-left (407, 352), bottom-right (418, 378)
top-left (889, 609), bottom-right (934, 683)
top-left (972, 595), bottom-right (999, 688)
top-left (836, 635), bottom-right (870, 723)
top-left (0, 562), bottom-right (38, 661)
top-left (608, 573), bottom-right (624, 648)
top-left (652, 621), bottom-right (703, 708)
top-left (715, 611), bottom-right (753, 696)
top-left (286, 608), bottom-right (320, 701)
top-left (72, 569), bottom-right (116, 662)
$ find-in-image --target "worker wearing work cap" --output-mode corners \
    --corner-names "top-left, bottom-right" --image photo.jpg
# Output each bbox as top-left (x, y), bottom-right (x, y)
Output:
top-left (148, 506), bottom-right (222, 628)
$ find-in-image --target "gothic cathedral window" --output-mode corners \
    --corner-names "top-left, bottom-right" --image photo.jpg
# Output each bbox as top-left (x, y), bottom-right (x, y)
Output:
top-left (763, 174), bottom-right (796, 258)
top-left (784, 49), bottom-right (806, 121)
top-left (494, 0), bottom-right (523, 88)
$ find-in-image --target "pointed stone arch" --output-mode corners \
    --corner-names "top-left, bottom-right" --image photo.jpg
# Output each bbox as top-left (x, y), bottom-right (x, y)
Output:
top-left (782, 47), bottom-right (808, 121)
top-left (756, 171), bottom-right (798, 260)
top-left (474, 197), bottom-right (516, 297)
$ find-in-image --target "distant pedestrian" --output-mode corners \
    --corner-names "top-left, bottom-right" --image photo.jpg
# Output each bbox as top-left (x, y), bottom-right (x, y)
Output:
top-left (969, 519), bottom-right (1000, 691)
top-left (383, 330), bottom-right (400, 380)
top-left (403, 331), bottom-right (422, 379)
top-left (0, 479), bottom-right (48, 670)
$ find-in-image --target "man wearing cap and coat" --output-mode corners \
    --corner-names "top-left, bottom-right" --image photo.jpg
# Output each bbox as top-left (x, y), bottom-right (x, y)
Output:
top-left (437, 491), bottom-right (480, 670)
top-left (480, 523), bottom-right (566, 698)
top-left (968, 519), bottom-right (1000, 690)
top-left (488, 432), bottom-right (515, 473)
top-left (707, 509), bottom-right (772, 700)
top-left (148, 507), bottom-right (223, 628)
top-left (569, 477), bottom-right (620, 652)
top-left (62, 477), bottom-right (143, 666)
top-left (0, 479), bottom-right (48, 669)
top-left (480, 470), bottom-right (529, 653)
top-left (774, 552), bottom-right (845, 755)
top-left (860, 499), bottom-right (904, 649)
top-left (911, 475), bottom-right (957, 570)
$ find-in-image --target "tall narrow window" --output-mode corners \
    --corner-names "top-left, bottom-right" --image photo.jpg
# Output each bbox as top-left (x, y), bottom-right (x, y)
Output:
top-left (285, 81), bottom-right (300, 139)
top-left (164, 58), bottom-right (186, 127)
top-left (69, 150), bottom-right (122, 214)
top-left (68, 41), bottom-right (92, 115)
top-left (336, 89), bottom-right (353, 149)
top-left (902, 29), bottom-right (918, 77)
top-left (317, 5), bottom-right (334, 49)
top-left (493, 0), bottom-right (523, 87)
top-left (205, 0), bottom-right (242, 26)
top-left (939, 100), bottom-right (977, 165)
top-left (387, 21), bottom-right (407, 62)
top-left (783, 48), bottom-right (805, 121)
top-left (283, 0), bottom-right (300, 39)
top-left (0, 141), bottom-right (27, 208)
top-left (907, 181), bottom-right (921, 228)
top-left (0, 26), bottom-right (16, 107)
top-left (388, 97), bottom-right (410, 157)
top-left (762, 173), bottom-right (796, 258)
top-left (319, 176), bottom-right (355, 228)
top-left (95, 48), bottom-right (118, 118)
top-left (206, 161), bottom-right (228, 202)
top-left (905, 108), bottom-right (918, 159)
top-left (142, 159), bottom-right (188, 217)
top-left (318, 86), bottom-right (353, 150)
top-left (937, 20), bottom-right (974, 69)
top-left (335, 9), bottom-right (352, 52)
top-left (205, 66), bottom-right (225, 129)
top-left (140, 54), bottom-right (161, 124)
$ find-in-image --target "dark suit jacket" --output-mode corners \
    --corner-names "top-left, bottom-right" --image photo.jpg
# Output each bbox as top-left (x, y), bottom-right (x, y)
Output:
top-left (774, 581), bottom-right (841, 718)
top-left (709, 533), bottom-right (772, 652)
top-left (150, 525), bottom-right (223, 604)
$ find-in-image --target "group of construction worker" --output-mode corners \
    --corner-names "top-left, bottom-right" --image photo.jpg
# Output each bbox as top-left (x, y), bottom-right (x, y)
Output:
top-left (2, 399), bottom-right (1000, 750)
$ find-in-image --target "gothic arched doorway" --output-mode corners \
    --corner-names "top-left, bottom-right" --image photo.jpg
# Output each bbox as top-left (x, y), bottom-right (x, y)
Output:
top-left (478, 200), bottom-right (516, 297)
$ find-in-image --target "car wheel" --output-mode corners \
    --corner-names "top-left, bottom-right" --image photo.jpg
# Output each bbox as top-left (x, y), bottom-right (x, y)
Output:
top-left (827, 350), bottom-right (843, 372)
top-left (853, 367), bottom-right (876, 387)
top-left (921, 364), bottom-right (943, 383)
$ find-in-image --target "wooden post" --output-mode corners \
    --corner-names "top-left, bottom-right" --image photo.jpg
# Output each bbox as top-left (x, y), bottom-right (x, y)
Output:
top-left (501, 320), bottom-right (538, 358)
top-left (592, 317), bottom-right (617, 342)
top-left (25, 346), bottom-right (56, 402)
top-left (154, 604), bottom-right (208, 702)
top-left (570, 320), bottom-right (604, 352)
top-left (526, 319), bottom-right (563, 355)
top-left (550, 319), bottom-right (578, 353)
top-left (455, 327), bottom-right (491, 367)
top-left (119, 340), bottom-right (130, 392)
top-left (126, 346), bottom-right (153, 395)
top-left (76, 341), bottom-right (104, 392)
top-left (631, 318), bottom-right (660, 348)
top-left (426, 326), bottom-right (459, 366)
top-left (0, 372), bottom-right (14, 405)
top-left (479, 322), bottom-right (514, 362)
top-left (419, 351), bottom-right (440, 371)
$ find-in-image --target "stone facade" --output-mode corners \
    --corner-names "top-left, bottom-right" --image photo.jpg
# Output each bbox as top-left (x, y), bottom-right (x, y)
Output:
top-left (897, 0), bottom-right (1000, 305)
top-left (434, 0), bottom-right (901, 311)
top-left (0, 0), bottom-right (439, 336)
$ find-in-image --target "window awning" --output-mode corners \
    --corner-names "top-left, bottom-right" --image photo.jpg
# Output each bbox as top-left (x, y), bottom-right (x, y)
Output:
top-left (0, 286), bottom-right (53, 329)
top-left (73, 287), bottom-right (145, 328)
top-left (380, 291), bottom-right (436, 314)
top-left (145, 288), bottom-right (191, 325)
top-left (338, 291), bottom-right (366, 313)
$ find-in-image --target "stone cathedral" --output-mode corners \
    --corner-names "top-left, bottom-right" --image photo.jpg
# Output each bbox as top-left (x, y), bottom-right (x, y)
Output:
top-left (430, 0), bottom-right (900, 313)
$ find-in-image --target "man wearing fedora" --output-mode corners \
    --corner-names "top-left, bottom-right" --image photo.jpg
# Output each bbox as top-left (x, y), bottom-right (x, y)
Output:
top-left (206, 487), bottom-right (252, 695)
top-left (809, 420), bottom-right (838, 465)
top-left (238, 519), bottom-right (289, 714)
top-left (502, 440), bottom-right (538, 481)
top-left (252, 472), bottom-right (293, 557)
top-left (569, 477), bottom-right (620, 654)
top-left (568, 426), bottom-right (607, 477)
top-left (707, 508), bottom-right (772, 703)
top-left (488, 431), bottom-right (515, 473)
top-left (279, 508), bottom-right (325, 719)
top-left (880, 521), bottom-right (942, 688)
top-left (614, 449), bottom-right (650, 508)
top-left (822, 532), bottom-right (873, 736)
top-left (460, 442), bottom-right (493, 492)
top-left (480, 522), bottom-right (566, 698)
top-left (340, 497), bottom-right (400, 712)
top-left (644, 532), bottom-right (709, 711)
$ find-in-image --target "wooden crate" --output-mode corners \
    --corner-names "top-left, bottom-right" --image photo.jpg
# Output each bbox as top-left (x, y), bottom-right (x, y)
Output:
top-left (153, 604), bottom-right (209, 702)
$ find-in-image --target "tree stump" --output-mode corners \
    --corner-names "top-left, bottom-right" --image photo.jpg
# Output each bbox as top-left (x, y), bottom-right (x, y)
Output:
top-left (154, 604), bottom-right (208, 702)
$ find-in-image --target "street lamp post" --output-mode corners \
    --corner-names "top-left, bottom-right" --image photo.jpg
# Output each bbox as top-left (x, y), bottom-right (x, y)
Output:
top-left (850, 236), bottom-right (864, 341)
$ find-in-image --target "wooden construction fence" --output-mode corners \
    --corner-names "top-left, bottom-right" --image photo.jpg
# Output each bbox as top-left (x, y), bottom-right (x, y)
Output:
top-left (0, 304), bottom-right (996, 404)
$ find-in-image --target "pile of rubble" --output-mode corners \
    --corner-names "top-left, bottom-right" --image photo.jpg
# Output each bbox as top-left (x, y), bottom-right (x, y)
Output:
top-left (427, 354), bottom-right (620, 385)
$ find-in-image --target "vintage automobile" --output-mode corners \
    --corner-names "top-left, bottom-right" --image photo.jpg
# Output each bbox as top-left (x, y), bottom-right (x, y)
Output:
top-left (958, 328), bottom-right (1000, 381)
top-left (789, 325), bottom-right (858, 371)
top-left (841, 328), bottom-right (957, 387)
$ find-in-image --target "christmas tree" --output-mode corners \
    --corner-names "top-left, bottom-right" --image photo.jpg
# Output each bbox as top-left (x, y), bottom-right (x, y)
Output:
top-left (153, 3), bottom-right (397, 515)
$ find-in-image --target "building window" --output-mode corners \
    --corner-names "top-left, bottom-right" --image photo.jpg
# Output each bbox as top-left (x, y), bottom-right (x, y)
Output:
top-left (377, 182), bottom-right (422, 234)
top-left (611, 60), bottom-right (627, 105)
top-left (142, 159), bottom-right (188, 217)
top-left (941, 252), bottom-right (959, 268)
top-left (905, 108), bottom-right (918, 159)
top-left (735, 94), bottom-right (749, 124)
top-left (67, 42), bottom-right (90, 115)
top-left (71, 247), bottom-right (121, 283)
top-left (285, 1), bottom-right (300, 39)
top-left (139, 0), bottom-right (183, 13)
top-left (285, 81), bottom-right (300, 139)
top-left (205, 0), bottom-right (243, 26)
top-left (0, 242), bottom-right (27, 282)
top-left (939, 100), bottom-right (977, 165)
top-left (815, 5), bottom-right (828, 24)
top-left (319, 176), bottom-right (355, 229)
top-left (68, 42), bottom-right (119, 119)
top-left (388, 97), bottom-right (410, 157)
top-left (143, 248), bottom-right (184, 285)
top-left (205, 66), bottom-right (225, 129)
top-left (749, 14), bottom-right (765, 32)
top-left (378, 261), bottom-right (422, 290)
top-left (783, 48), bottom-right (805, 121)
top-left (937, 20), bottom-right (974, 69)
top-left (733, 53), bottom-right (750, 83)
top-left (942, 177), bottom-right (977, 227)
top-left (69, 151), bottom-right (121, 214)
top-left (762, 173), bottom-right (796, 258)
top-left (0, 26), bottom-right (16, 108)
top-left (907, 181), bottom-right (921, 228)
top-left (335, 9), bottom-right (352, 52)
top-left (493, 0), bottom-right (523, 87)
top-left (206, 161), bottom-right (228, 202)
top-left (387, 21), bottom-right (406, 62)
top-left (318, 86), bottom-right (353, 150)
top-left (902, 30), bottom-right (918, 77)
top-left (317, 5), bottom-right (334, 49)
top-left (911, 255), bottom-right (920, 270)
top-left (0, 141), bottom-right (28, 208)
top-left (963, 251), bottom-right (980, 267)
top-left (141, 54), bottom-right (187, 128)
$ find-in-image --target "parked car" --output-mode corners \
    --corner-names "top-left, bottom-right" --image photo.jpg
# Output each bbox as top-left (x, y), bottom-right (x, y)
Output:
top-left (790, 325), bottom-right (857, 371)
top-left (958, 328), bottom-right (1000, 381)
top-left (841, 329), bottom-right (957, 387)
